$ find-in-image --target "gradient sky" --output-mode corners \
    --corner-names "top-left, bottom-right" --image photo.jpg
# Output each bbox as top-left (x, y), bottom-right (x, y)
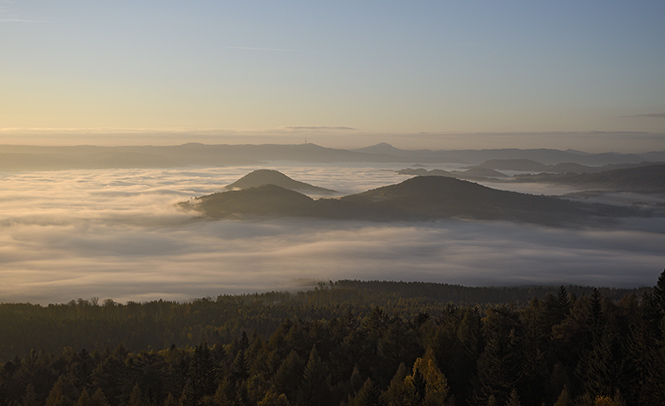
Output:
top-left (2, 1), bottom-right (665, 148)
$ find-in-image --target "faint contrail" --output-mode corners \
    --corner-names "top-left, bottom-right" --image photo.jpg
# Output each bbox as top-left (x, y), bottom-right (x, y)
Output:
top-left (223, 45), bottom-right (301, 52)
top-left (0, 18), bottom-right (44, 23)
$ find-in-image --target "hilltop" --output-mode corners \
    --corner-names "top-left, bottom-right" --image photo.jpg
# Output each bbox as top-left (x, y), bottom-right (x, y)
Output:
top-left (225, 169), bottom-right (337, 195)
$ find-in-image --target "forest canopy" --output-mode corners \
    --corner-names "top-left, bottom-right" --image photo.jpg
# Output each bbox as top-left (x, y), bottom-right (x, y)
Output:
top-left (1, 275), bottom-right (664, 406)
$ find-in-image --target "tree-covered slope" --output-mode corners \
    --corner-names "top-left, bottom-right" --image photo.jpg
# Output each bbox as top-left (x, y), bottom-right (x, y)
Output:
top-left (513, 163), bottom-right (665, 193)
top-left (186, 175), bottom-right (644, 226)
top-left (0, 275), bottom-right (663, 406)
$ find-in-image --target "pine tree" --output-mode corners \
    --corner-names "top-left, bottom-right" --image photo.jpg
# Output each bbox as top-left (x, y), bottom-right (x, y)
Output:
top-left (364, 307), bottom-right (390, 356)
top-left (382, 363), bottom-right (416, 406)
top-left (475, 307), bottom-right (522, 406)
top-left (653, 269), bottom-right (665, 318)
top-left (409, 349), bottom-right (452, 406)
top-left (191, 343), bottom-right (217, 396)
top-left (576, 327), bottom-right (625, 399)
top-left (505, 388), bottom-right (521, 406)
top-left (590, 288), bottom-right (604, 331)
top-left (90, 389), bottom-right (110, 406)
top-left (553, 386), bottom-right (572, 406)
top-left (349, 378), bottom-right (384, 406)
top-left (378, 316), bottom-right (420, 382)
top-left (240, 331), bottom-right (250, 350)
top-left (75, 389), bottom-right (92, 406)
top-left (230, 349), bottom-right (250, 383)
top-left (21, 384), bottom-right (39, 406)
top-left (624, 303), bottom-right (665, 405)
top-left (75, 389), bottom-right (109, 406)
top-left (211, 380), bottom-right (234, 406)
top-left (257, 391), bottom-right (289, 406)
top-left (45, 376), bottom-right (77, 406)
top-left (271, 350), bottom-right (304, 401)
top-left (234, 380), bottom-right (250, 406)
top-left (593, 392), bottom-right (626, 406)
top-left (127, 384), bottom-right (148, 406)
top-left (348, 366), bottom-right (365, 396)
top-left (557, 286), bottom-right (572, 316)
top-left (162, 393), bottom-right (178, 406)
top-left (91, 355), bottom-right (128, 406)
top-left (297, 346), bottom-right (331, 406)
top-left (451, 306), bottom-right (482, 402)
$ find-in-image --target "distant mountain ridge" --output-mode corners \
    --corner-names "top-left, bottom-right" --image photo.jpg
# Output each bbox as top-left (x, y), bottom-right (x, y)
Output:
top-left (397, 167), bottom-right (507, 180)
top-left (1, 143), bottom-right (662, 170)
top-left (353, 143), bottom-right (665, 165)
top-left (477, 159), bottom-right (655, 174)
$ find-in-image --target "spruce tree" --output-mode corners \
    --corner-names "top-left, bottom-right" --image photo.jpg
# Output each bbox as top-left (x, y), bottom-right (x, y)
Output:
top-left (557, 286), bottom-right (572, 316)
top-left (553, 386), bottom-right (572, 406)
top-left (349, 378), bottom-right (384, 406)
top-left (127, 384), bottom-right (148, 406)
top-left (230, 349), bottom-right (250, 383)
top-left (45, 376), bottom-right (77, 406)
top-left (271, 350), bottom-right (304, 401)
top-left (297, 346), bottom-right (331, 406)
top-left (21, 384), bottom-right (39, 406)
top-left (382, 363), bottom-right (416, 406)
top-left (505, 388), bottom-right (521, 406)
top-left (75, 389), bottom-right (110, 406)
top-left (653, 269), bottom-right (665, 318)
top-left (257, 391), bottom-right (289, 406)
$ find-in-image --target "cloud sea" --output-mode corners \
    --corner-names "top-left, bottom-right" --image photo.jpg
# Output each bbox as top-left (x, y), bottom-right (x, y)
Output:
top-left (1, 165), bottom-right (663, 304)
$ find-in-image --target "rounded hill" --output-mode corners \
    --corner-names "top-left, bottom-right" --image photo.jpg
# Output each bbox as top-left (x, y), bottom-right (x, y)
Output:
top-left (225, 169), bottom-right (337, 195)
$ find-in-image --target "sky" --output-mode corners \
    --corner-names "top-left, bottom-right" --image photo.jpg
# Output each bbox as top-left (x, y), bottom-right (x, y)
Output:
top-left (2, 1), bottom-right (665, 150)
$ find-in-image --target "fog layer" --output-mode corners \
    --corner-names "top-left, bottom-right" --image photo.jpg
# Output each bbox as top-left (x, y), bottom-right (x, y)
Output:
top-left (1, 166), bottom-right (663, 304)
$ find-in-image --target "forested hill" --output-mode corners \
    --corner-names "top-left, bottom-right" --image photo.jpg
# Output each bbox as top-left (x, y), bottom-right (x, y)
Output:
top-left (188, 176), bottom-right (644, 226)
top-left (1, 276), bottom-right (663, 406)
top-left (512, 163), bottom-right (665, 193)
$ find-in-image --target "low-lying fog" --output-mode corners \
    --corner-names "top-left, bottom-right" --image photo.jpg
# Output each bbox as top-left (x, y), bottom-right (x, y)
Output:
top-left (2, 165), bottom-right (664, 304)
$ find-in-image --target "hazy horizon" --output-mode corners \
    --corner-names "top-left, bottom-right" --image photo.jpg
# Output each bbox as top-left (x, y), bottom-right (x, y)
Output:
top-left (1, 131), bottom-right (665, 155)
top-left (3, 1), bottom-right (665, 150)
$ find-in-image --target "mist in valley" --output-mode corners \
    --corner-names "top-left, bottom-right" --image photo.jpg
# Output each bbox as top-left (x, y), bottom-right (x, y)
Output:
top-left (1, 164), bottom-right (663, 305)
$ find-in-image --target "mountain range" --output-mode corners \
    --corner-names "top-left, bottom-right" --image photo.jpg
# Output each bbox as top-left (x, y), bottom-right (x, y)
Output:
top-left (1, 142), bottom-right (663, 170)
top-left (184, 172), bottom-right (648, 227)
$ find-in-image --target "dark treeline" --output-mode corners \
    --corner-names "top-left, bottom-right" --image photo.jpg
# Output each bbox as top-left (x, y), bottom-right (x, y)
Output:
top-left (1, 276), bottom-right (664, 406)
top-left (0, 281), bottom-right (645, 360)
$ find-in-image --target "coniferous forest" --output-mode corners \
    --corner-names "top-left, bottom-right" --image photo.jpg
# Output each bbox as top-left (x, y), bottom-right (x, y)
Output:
top-left (1, 274), bottom-right (665, 406)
